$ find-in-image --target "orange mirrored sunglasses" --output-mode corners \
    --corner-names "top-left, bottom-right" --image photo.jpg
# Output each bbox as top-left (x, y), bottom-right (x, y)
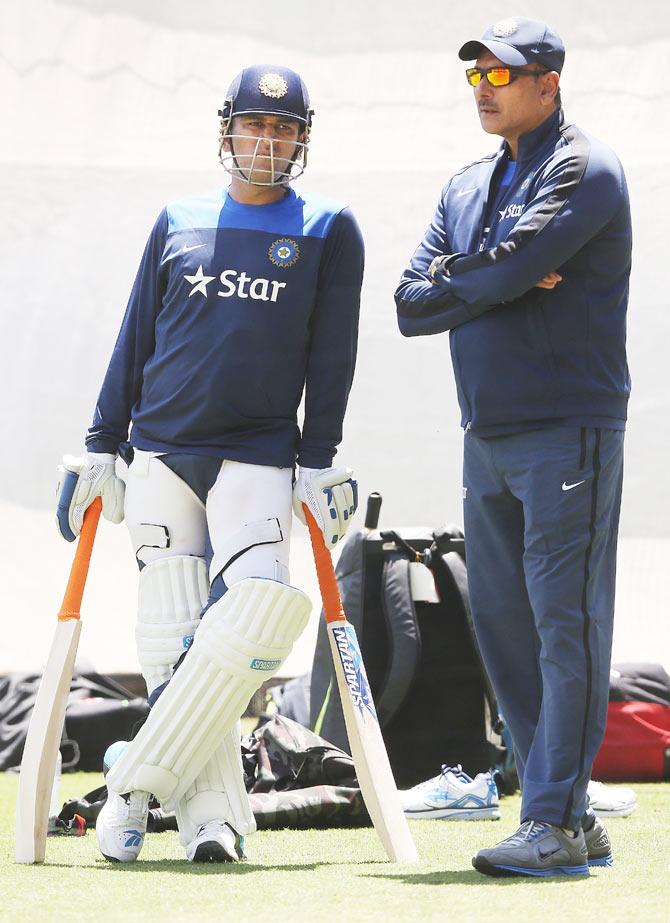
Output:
top-left (465, 66), bottom-right (550, 88)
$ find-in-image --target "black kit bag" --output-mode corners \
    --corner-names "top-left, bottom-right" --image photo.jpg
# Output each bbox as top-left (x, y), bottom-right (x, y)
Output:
top-left (58, 715), bottom-right (369, 832)
top-left (307, 493), bottom-right (504, 789)
top-left (0, 672), bottom-right (149, 772)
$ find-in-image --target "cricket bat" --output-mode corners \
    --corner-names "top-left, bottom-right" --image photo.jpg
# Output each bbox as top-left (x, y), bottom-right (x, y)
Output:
top-left (15, 497), bottom-right (102, 864)
top-left (304, 505), bottom-right (419, 863)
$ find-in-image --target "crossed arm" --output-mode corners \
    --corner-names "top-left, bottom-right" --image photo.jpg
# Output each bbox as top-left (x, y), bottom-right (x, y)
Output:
top-left (395, 139), bottom-right (622, 337)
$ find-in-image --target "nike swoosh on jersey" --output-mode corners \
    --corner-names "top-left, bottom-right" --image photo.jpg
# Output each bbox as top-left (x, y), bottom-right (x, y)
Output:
top-left (562, 479), bottom-right (587, 491)
top-left (457, 188), bottom-right (478, 197)
top-left (182, 243), bottom-right (206, 253)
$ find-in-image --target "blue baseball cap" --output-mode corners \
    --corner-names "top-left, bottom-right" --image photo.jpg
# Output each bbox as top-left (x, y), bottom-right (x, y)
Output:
top-left (458, 17), bottom-right (565, 74)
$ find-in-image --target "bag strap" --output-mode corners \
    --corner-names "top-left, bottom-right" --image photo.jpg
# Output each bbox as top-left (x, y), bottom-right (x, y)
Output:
top-left (432, 539), bottom-right (503, 734)
top-left (377, 555), bottom-right (422, 726)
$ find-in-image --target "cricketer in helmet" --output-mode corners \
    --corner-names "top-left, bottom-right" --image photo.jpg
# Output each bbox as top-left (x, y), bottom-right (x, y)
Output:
top-left (218, 64), bottom-right (314, 187)
top-left (58, 59), bottom-right (363, 865)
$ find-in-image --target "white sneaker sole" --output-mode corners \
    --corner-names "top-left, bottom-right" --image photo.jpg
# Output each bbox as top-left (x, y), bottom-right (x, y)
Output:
top-left (590, 801), bottom-right (637, 818)
top-left (404, 806), bottom-right (500, 821)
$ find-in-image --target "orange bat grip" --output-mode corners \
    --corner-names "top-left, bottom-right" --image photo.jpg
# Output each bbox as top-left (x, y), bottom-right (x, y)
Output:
top-left (57, 496), bottom-right (102, 621)
top-left (303, 504), bottom-right (347, 624)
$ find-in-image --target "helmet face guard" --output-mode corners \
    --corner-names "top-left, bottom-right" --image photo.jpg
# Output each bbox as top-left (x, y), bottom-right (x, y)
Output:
top-left (218, 65), bottom-right (314, 187)
top-left (218, 133), bottom-right (308, 186)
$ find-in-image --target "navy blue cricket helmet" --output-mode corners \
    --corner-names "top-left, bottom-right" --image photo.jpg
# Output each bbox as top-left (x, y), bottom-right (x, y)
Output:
top-left (219, 64), bottom-right (313, 130)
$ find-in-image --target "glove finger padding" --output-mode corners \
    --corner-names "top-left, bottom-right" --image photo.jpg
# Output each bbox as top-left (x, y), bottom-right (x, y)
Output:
top-left (56, 452), bottom-right (125, 540)
top-left (292, 466), bottom-right (358, 547)
top-left (100, 475), bottom-right (125, 524)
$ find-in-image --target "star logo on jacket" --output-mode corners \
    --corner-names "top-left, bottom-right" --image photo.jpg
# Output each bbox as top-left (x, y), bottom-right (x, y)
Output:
top-left (184, 265), bottom-right (215, 297)
top-left (268, 238), bottom-right (300, 267)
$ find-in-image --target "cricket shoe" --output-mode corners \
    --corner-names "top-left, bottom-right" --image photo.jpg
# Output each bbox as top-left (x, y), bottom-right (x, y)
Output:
top-left (96, 790), bottom-right (150, 862)
top-left (472, 820), bottom-right (589, 878)
top-left (583, 815), bottom-right (614, 868)
top-left (185, 821), bottom-right (246, 863)
top-left (587, 780), bottom-right (638, 817)
top-left (399, 765), bottom-right (500, 820)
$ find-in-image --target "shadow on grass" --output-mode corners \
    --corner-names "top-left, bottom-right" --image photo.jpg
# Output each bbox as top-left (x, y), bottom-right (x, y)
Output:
top-left (43, 858), bottom-right (390, 874)
top-left (363, 869), bottom-right (592, 886)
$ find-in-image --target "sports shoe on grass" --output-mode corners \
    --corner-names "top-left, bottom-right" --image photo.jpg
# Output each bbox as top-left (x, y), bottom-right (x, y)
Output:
top-left (583, 815), bottom-right (614, 867)
top-left (96, 790), bottom-right (150, 862)
top-left (185, 820), bottom-right (246, 863)
top-left (400, 765), bottom-right (500, 820)
top-left (472, 820), bottom-right (589, 877)
top-left (587, 780), bottom-right (637, 817)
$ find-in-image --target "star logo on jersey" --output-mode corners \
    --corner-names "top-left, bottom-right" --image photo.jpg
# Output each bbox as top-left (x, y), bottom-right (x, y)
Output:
top-left (268, 238), bottom-right (300, 267)
top-left (184, 265), bottom-right (215, 297)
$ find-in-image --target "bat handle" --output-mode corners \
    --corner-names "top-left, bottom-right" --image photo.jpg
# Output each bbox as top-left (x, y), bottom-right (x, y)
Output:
top-left (364, 492), bottom-right (382, 530)
top-left (303, 504), bottom-right (347, 624)
top-left (57, 497), bottom-right (102, 622)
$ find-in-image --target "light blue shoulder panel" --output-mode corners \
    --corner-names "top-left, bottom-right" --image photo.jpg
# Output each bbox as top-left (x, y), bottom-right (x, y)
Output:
top-left (166, 188), bottom-right (346, 240)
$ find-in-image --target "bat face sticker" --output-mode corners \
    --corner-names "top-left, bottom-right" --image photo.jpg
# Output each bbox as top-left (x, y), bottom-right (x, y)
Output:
top-left (331, 624), bottom-right (378, 720)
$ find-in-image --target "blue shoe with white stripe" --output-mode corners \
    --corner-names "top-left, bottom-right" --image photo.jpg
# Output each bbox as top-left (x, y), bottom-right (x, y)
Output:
top-left (400, 765), bottom-right (500, 820)
top-left (473, 820), bottom-right (590, 877)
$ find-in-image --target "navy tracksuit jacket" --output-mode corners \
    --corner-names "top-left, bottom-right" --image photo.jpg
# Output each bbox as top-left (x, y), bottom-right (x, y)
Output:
top-left (395, 109), bottom-right (631, 829)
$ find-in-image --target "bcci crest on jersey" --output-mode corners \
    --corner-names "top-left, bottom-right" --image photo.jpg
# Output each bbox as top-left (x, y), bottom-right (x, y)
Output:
top-left (268, 238), bottom-right (300, 267)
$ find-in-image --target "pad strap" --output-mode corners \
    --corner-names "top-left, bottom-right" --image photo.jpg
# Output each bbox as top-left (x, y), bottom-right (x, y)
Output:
top-left (209, 518), bottom-right (283, 583)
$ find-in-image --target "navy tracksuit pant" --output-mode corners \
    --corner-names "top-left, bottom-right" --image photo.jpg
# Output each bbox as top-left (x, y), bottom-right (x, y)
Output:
top-left (463, 426), bottom-right (624, 831)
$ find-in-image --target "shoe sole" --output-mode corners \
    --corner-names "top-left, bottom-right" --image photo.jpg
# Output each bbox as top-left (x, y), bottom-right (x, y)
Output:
top-left (100, 851), bottom-right (142, 863)
top-left (190, 840), bottom-right (237, 863)
top-left (588, 854), bottom-right (614, 868)
top-left (473, 856), bottom-right (590, 878)
top-left (404, 808), bottom-right (500, 821)
top-left (589, 804), bottom-right (637, 818)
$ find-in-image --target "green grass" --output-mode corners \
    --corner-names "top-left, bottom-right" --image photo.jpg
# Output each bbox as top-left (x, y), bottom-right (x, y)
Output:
top-left (1, 774), bottom-right (668, 922)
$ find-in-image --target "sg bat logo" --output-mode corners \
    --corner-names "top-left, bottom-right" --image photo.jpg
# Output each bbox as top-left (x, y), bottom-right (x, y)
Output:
top-left (332, 625), bottom-right (378, 721)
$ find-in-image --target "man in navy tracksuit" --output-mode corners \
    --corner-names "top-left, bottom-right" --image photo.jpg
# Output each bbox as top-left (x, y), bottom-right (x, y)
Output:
top-left (396, 18), bottom-right (631, 877)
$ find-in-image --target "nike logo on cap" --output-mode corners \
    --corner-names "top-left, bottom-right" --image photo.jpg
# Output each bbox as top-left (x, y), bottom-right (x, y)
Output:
top-left (562, 479), bottom-right (587, 491)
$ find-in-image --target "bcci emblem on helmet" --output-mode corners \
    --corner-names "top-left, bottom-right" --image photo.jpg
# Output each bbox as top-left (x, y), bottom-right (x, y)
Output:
top-left (268, 238), bottom-right (300, 267)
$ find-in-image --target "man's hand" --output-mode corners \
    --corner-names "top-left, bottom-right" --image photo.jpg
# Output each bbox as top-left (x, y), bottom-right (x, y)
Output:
top-left (292, 466), bottom-right (358, 547)
top-left (56, 452), bottom-right (125, 541)
top-left (535, 272), bottom-right (562, 289)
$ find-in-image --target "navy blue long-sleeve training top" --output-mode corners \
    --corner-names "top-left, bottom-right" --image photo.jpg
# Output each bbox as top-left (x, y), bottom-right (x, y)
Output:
top-left (86, 187), bottom-right (364, 468)
top-left (395, 110), bottom-right (632, 435)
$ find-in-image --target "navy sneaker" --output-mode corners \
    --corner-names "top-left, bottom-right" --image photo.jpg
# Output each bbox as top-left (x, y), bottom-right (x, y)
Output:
top-left (473, 820), bottom-right (589, 877)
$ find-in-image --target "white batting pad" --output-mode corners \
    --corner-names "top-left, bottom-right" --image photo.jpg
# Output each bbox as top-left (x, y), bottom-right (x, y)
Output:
top-left (135, 555), bottom-right (209, 697)
top-left (175, 722), bottom-right (256, 845)
top-left (105, 578), bottom-right (311, 810)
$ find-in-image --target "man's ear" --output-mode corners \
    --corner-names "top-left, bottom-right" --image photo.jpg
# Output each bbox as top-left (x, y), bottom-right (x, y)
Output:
top-left (541, 71), bottom-right (560, 107)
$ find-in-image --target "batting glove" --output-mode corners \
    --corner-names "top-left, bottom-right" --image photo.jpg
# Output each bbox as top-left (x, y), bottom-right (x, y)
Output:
top-left (56, 452), bottom-right (125, 541)
top-left (292, 466), bottom-right (358, 547)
